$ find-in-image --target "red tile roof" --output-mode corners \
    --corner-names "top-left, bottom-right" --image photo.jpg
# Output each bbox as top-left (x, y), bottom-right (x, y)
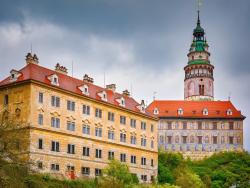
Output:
top-left (0, 63), bottom-right (153, 117)
top-left (147, 100), bottom-right (245, 119)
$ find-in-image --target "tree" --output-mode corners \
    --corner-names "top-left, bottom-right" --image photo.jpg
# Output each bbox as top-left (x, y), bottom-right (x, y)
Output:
top-left (99, 160), bottom-right (138, 188)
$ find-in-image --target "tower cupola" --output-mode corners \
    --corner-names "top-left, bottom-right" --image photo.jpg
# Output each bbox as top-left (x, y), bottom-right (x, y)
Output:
top-left (184, 11), bottom-right (214, 101)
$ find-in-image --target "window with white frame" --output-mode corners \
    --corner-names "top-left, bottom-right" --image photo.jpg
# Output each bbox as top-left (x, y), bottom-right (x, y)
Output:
top-left (67, 100), bottom-right (75, 111)
top-left (141, 138), bottom-right (147, 147)
top-left (82, 105), bottom-right (90, 115)
top-left (81, 167), bottom-right (90, 175)
top-left (51, 163), bottom-right (59, 171)
top-left (131, 155), bottom-right (136, 164)
top-left (51, 96), bottom-right (60, 107)
top-left (130, 119), bottom-right (136, 128)
top-left (38, 92), bottom-right (43, 103)
top-left (108, 130), bottom-right (115, 140)
top-left (51, 141), bottom-right (60, 152)
top-left (130, 135), bottom-right (136, 145)
top-left (95, 108), bottom-right (102, 118)
top-left (38, 114), bottom-right (43, 125)
top-left (95, 149), bottom-right (102, 158)
top-left (108, 151), bottom-right (114, 160)
top-left (120, 133), bottom-right (126, 143)
top-left (120, 153), bottom-right (126, 162)
top-left (51, 117), bottom-right (60, 128)
top-left (67, 121), bottom-right (75, 131)
top-left (141, 157), bottom-right (146, 165)
top-left (83, 147), bottom-right (90, 156)
top-left (227, 109), bottom-right (233, 116)
top-left (67, 144), bottom-right (75, 154)
top-left (141, 122), bottom-right (146, 130)
top-left (95, 127), bottom-right (102, 137)
top-left (82, 125), bottom-right (90, 135)
top-left (177, 108), bottom-right (183, 115)
top-left (108, 112), bottom-right (115, 121)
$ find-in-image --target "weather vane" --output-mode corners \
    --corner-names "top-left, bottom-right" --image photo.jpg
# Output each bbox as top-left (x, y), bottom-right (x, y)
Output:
top-left (196, 0), bottom-right (203, 11)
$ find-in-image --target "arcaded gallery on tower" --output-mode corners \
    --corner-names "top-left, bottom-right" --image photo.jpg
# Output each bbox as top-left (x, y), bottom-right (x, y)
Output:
top-left (147, 11), bottom-right (245, 160)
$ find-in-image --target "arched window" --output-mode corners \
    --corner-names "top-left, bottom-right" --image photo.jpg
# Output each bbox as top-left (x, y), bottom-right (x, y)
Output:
top-left (226, 109), bottom-right (233, 116)
top-left (203, 108), bottom-right (208, 115)
top-left (177, 108), bottom-right (183, 115)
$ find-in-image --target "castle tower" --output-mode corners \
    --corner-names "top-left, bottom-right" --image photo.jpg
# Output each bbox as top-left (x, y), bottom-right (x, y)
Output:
top-left (184, 11), bottom-right (214, 101)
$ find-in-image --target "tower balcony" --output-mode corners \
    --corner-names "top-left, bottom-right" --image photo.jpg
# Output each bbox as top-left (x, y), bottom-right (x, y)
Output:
top-left (185, 73), bottom-right (214, 80)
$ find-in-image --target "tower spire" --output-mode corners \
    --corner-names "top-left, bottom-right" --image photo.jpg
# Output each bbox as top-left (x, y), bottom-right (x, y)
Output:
top-left (197, 10), bottom-right (200, 26)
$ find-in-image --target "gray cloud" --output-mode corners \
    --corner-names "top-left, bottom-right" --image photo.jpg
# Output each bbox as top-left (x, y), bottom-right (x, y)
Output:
top-left (0, 0), bottom-right (249, 151)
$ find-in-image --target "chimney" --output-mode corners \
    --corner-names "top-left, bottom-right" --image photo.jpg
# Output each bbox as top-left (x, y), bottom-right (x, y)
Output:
top-left (26, 53), bottom-right (39, 64)
top-left (83, 74), bottom-right (94, 83)
top-left (106, 84), bottom-right (116, 92)
top-left (122, 89), bottom-right (130, 97)
top-left (55, 63), bottom-right (68, 75)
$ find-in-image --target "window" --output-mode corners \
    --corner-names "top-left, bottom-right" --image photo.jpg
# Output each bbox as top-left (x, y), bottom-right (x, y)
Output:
top-left (213, 136), bottom-right (217, 144)
top-left (120, 116), bottom-right (126, 125)
top-left (221, 136), bottom-right (225, 144)
top-left (38, 114), bottom-right (43, 125)
top-left (95, 149), bottom-right (102, 158)
top-left (153, 108), bottom-right (159, 115)
top-left (51, 96), bottom-right (60, 107)
top-left (37, 161), bottom-right (43, 169)
top-left (198, 122), bottom-right (202, 130)
top-left (67, 144), bottom-right (75, 154)
top-left (159, 135), bottom-right (164, 144)
top-left (151, 159), bottom-right (154, 167)
top-left (167, 136), bottom-right (172, 144)
top-left (177, 108), bottom-right (183, 115)
top-left (130, 136), bottom-right (136, 145)
top-left (205, 136), bottom-right (209, 143)
top-left (67, 121), bottom-right (75, 131)
top-left (120, 153), bottom-right (126, 162)
top-left (199, 84), bottom-right (205, 95)
top-left (168, 122), bottom-right (172, 130)
top-left (83, 147), bottom-right (90, 156)
top-left (182, 136), bottom-right (187, 144)
top-left (51, 141), bottom-right (60, 152)
top-left (51, 117), bottom-right (60, 128)
top-left (95, 127), bottom-right (102, 137)
top-left (150, 124), bottom-right (154, 132)
top-left (141, 157), bottom-right (146, 165)
top-left (108, 130), bottom-right (115, 140)
top-left (190, 136), bottom-right (195, 143)
top-left (38, 92), bottom-right (43, 103)
top-left (82, 105), bottom-right (90, 115)
top-left (197, 136), bottom-right (202, 144)
top-left (82, 125), bottom-right (90, 135)
top-left (51, 164), bottom-right (60, 171)
top-left (4, 95), bottom-right (8, 105)
top-left (183, 122), bottom-right (187, 130)
top-left (227, 109), bottom-right (233, 116)
top-left (120, 133), bottom-right (126, 143)
top-left (213, 122), bottom-right (217, 130)
top-left (95, 108), bottom-right (102, 118)
top-left (95, 168), bottom-right (102, 176)
top-left (229, 122), bottom-right (234, 130)
top-left (108, 151), bottom-right (114, 160)
top-left (38, 139), bottom-right (43, 149)
top-left (203, 108), bottom-right (208, 115)
top-left (108, 112), bottom-right (115, 121)
top-left (229, 136), bottom-right (234, 144)
top-left (151, 140), bottom-right (154, 149)
top-left (130, 119), bottom-right (136, 128)
top-left (81, 167), bottom-right (90, 175)
top-left (141, 122), bottom-right (146, 130)
top-left (141, 175), bottom-right (147, 182)
top-left (141, 138), bottom-right (146, 147)
top-left (67, 100), bottom-right (75, 111)
top-left (175, 135), bottom-right (179, 143)
top-left (53, 77), bottom-right (58, 85)
top-left (131, 155), bottom-right (136, 164)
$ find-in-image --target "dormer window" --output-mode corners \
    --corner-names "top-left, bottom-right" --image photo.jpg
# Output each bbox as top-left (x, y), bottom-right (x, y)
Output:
top-left (78, 84), bottom-right (89, 96)
top-left (137, 100), bottom-right (145, 113)
top-left (9, 70), bottom-right (22, 82)
top-left (97, 91), bottom-right (107, 102)
top-left (177, 108), bottom-right (183, 115)
top-left (120, 97), bottom-right (125, 107)
top-left (227, 109), bottom-right (233, 116)
top-left (48, 74), bottom-right (59, 86)
top-left (153, 108), bottom-right (159, 115)
top-left (203, 108), bottom-right (208, 115)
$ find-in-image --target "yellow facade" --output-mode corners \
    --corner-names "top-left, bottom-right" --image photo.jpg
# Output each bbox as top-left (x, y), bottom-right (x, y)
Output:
top-left (0, 80), bottom-right (158, 182)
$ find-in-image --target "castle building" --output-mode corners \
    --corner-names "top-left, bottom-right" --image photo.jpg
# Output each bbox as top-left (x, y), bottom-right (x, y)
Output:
top-left (0, 53), bottom-right (158, 182)
top-left (147, 11), bottom-right (245, 160)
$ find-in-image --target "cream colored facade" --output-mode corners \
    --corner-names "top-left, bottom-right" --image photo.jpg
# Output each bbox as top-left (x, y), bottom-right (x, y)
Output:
top-left (0, 76), bottom-right (158, 182)
top-left (158, 119), bottom-right (243, 160)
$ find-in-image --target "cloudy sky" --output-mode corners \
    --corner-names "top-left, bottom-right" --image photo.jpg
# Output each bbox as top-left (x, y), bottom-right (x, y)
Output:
top-left (0, 0), bottom-right (249, 151)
